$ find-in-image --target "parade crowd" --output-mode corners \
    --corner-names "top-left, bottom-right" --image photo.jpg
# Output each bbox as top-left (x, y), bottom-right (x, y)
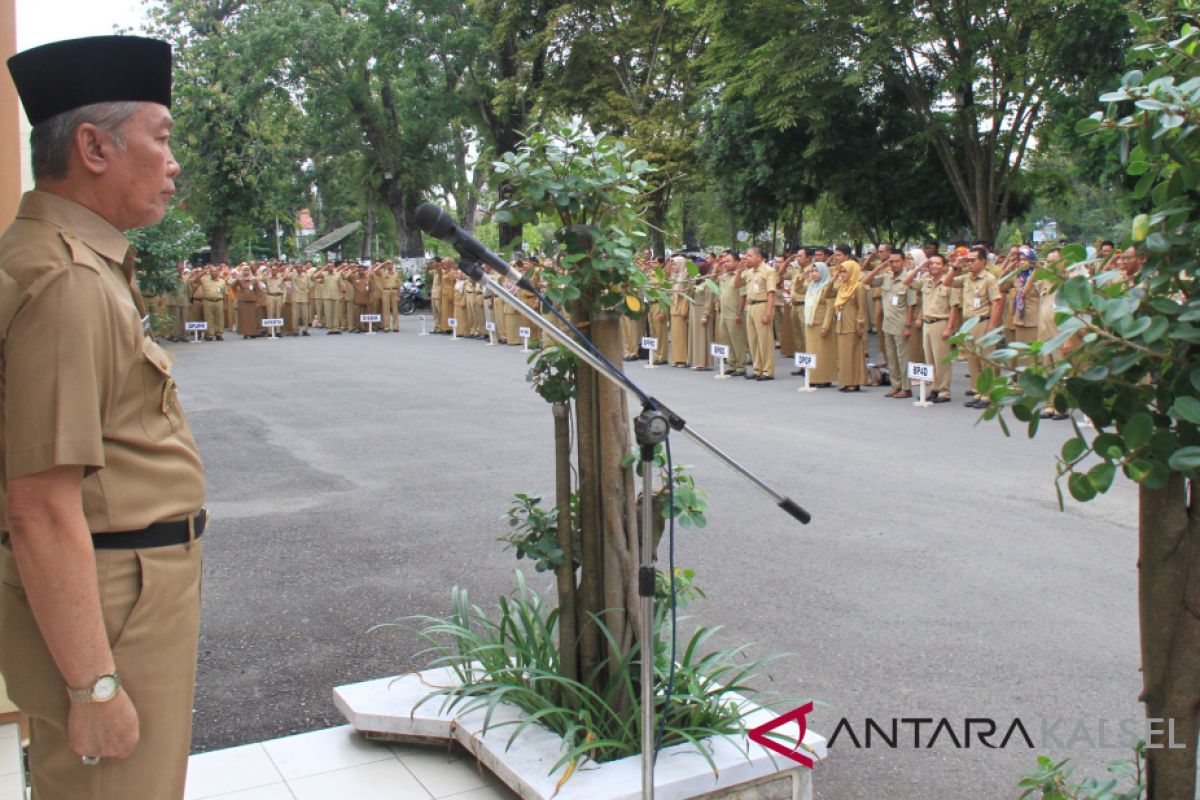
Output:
top-left (152, 240), bottom-right (1143, 413)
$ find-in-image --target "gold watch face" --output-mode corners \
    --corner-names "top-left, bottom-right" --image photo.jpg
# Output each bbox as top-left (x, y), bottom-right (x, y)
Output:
top-left (93, 675), bottom-right (119, 702)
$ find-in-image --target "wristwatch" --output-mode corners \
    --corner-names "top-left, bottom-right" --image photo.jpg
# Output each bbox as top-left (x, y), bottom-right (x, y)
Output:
top-left (66, 672), bottom-right (121, 703)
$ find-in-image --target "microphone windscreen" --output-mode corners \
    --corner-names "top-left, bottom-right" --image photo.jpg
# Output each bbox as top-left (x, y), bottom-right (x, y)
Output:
top-left (415, 203), bottom-right (457, 239)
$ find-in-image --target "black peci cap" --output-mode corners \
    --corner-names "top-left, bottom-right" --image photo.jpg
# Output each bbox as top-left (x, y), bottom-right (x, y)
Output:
top-left (7, 35), bottom-right (171, 127)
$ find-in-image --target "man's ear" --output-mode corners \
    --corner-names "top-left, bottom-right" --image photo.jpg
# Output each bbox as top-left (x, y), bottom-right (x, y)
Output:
top-left (74, 123), bottom-right (111, 176)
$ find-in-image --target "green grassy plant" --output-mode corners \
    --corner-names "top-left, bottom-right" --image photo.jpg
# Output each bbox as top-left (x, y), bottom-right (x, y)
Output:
top-left (404, 571), bottom-right (791, 779)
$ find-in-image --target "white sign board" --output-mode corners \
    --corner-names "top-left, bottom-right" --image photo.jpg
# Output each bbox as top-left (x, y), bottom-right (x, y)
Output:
top-left (794, 352), bottom-right (817, 369)
top-left (360, 314), bottom-right (382, 323)
top-left (485, 321), bottom-right (496, 332)
top-left (448, 317), bottom-right (458, 328)
top-left (185, 321), bottom-right (208, 331)
top-left (641, 337), bottom-right (658, 350)
top-left (262, 318), bottom-right (285, 328)
top-left (710, 343), bottom-right (729, 359)
top-left (908, 362), bottom-right (934, 382)
top-left (519, 326), bottom-right (531, 338)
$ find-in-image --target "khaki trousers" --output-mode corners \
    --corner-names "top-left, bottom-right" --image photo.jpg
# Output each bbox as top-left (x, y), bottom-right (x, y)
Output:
top-left (381, 289), bottom-right (399, 331)
top-left (290, 298), bottom-right (309, 332)
top-left (922, 319), bottom-right (953, 394)
top-left (775, 304), bottom-right (795, 357)
top-left (882, 331), bottom-right (911, 391)
top-left (963, 316), bottom-right (993, 393)
top-left (431, 294), bottom-right (442, 332)
top-left (746, 302), bottom-right (775, 377)
top-left (0, 541), bottom-right (203, 800)
top-left (202, 298), bottom-right (223, 337)
top-left (718, 314), bottom-right (749, 372)
top-left (789, 305), bottom-right (807, 355)
top-left (323, 297), bottom-right (341, 331)
top-left (620, 315), bottom-right (639, 358)
top-left (264, 294), bottom-right (283, 321)
top-left (650, 313), bottom-right (668, 363)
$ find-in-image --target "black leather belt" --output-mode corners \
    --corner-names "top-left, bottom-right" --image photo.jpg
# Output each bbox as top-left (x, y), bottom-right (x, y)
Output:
top-left (92, 509), bottom-right (207, 550)
top-left (924, 317), bottom-right (947, 324)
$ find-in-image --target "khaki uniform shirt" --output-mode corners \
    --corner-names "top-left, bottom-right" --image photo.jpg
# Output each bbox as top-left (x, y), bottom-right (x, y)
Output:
top-left (960, 271), bottom-right (1001, 319)
top-left (918, 275), bottom-right (960, 321)
top-left (717, 273), bottom-right (744, 318)
top-left (875, 272), bottom-right (917, 336)
top-left (288, 272), bottom-right (309, 303)
top-left (786, 266), bottom-right (807, 306)
top-left (199, 274), bottom-right (225, 300)
top-left (0, 192), bottom-right (204, 533)
top-left (744, 264), bottom-right (778, 305)
top-left (263, 275), bottom-right (285, 297)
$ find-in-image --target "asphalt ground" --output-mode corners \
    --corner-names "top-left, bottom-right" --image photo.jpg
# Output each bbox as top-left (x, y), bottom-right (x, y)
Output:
top-left (169, 319), bottom-right (1141, 800)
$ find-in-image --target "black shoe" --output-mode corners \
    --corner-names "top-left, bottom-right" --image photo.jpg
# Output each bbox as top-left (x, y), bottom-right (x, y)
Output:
top-left (302, 331), bottom-right (309, 336)
top-left (215, 335), bottom-right (224, 341)
top-left (744, 373), bottom-right (757, 380)
top-left (932, 395), bottom-right (951, 403)
top-left (1051, 413), bottom-right (1070, 420)
top-left (759, 375), bottom-right (774, 381)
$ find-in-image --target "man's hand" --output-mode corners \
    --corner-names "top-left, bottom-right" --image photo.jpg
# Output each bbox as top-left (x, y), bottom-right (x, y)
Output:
top-left (820, 327), bottom-right (830, 338)
top-left (942, 327), bottom-right (952, 341)
top-left (69, 690), bottom-right (139, 760)
top-left (762, 312), bottom-right (772, 326)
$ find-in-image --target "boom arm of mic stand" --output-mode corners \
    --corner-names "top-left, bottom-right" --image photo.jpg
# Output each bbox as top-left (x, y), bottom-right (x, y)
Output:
top-left (464, 267), bottom-right (812, 526)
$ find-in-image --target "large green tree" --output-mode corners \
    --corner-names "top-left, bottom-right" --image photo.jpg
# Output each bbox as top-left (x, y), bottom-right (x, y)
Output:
top-left (690, 0), bottom-right (1128, 243)
top-left (146, 0), bottom-right (305, 264)
top-left (547, 0), bottom-right (707, 256)
top-left (963, 5), bottom-right (1200, 795)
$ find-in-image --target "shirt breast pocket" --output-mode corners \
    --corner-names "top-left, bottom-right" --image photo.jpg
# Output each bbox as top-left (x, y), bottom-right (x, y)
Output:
top-left (139, 340), bottom-right (183, 442)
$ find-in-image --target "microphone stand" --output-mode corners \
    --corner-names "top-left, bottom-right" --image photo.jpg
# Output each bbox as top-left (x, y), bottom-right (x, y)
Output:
top-left (452, 257), bottom-right (811, 800)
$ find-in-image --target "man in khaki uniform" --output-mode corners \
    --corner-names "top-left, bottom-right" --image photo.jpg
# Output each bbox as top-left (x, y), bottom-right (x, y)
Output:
top-left (429, 258), bottom-right (443, 332)
top-left (772, 256), bottom-right (795, 358)
top-left (711, 253), bottom-right (750, 375)
top-left (198, 266), bottom-right (226, 340)
top-left (312, 265), bottom-right (341, 333)
top-left (864, 252), bottom-right (917, 397)
top-left (955, 246), bottom-right (1003, 407)
top-left (1, 36), bottom-right (208, 800)
top-left (735, 248), bottom-right (777, 379)
top-left (350, 266), bottom-right (373, 332)
top-left (785, 249), bottom-right (810, 373)
top-left (905, 254), bottom-right (961, 402)
top-left (262, 265), bottom-right (285, 325)
top-left (287, 264), bottom-right (310, 336)
top-left (379, 261), bottom-right (400, 332)
top-left (165, 264), bottom-right (189, 341)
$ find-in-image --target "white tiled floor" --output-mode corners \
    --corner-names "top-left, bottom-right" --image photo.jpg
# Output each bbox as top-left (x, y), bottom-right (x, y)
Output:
top-left (184, 725), bottom-right (518, 800)
top-left (0, 723), bottom-right (24, 800)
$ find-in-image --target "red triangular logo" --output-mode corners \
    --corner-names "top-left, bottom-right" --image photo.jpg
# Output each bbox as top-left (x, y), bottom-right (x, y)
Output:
top-left (748, 702), bottom-right (815, 768)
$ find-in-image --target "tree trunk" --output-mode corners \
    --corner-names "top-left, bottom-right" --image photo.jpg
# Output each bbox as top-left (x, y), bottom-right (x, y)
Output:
top-left (362, 208), bottom-right (374, 261)
top-left (681, 198), bottom-right (700, 251)
top-left (552, 402), bottom-right (579, 687)
top-left (572, 304), bottom-right (638, 718)
top-left (209, 223), bottom-right (229, 265)
top-left (1138, 476), bottom-right (1200, 800)
top-left (647, 187), bottom-right (670, 258)
top-left (388, 196), bottom-right (425, 259)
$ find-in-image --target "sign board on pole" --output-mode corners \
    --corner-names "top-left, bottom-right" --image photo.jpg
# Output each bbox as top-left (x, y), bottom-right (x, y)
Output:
top-left (262, 318), bottom-right (284, 328)
top-left (641, 337), bottom-right (658, 350)
top-left (448, 318), bottom-right (458, 328)
top-left (485, 321), bottom-right (496, 332)
top-left (185, 321), bottom-right (208, 331)
top-left (360, 314), bottom-right (382, 323)
top-left (519, 326), bottom-right (531, 338)
top-left (710, 343), bottom-right (729, 359)
top-left (794, 353), bottom-right (817, 369)
top-left (908, 362), bottom-right (934, 382)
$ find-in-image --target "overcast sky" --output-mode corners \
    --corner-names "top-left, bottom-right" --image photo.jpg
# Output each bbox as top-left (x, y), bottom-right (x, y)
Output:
top-left (17, 0), bottom-right (147, 50)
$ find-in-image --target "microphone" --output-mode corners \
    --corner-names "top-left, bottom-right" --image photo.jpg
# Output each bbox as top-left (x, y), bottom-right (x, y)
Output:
top-left (415, 203), bottom-right (534, 292)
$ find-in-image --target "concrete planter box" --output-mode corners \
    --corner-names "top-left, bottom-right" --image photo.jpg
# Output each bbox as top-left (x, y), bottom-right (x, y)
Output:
top-left (334, 668), bottom-right (826, 800)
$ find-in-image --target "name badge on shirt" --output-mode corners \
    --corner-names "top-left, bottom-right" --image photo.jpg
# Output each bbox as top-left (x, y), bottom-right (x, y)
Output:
top-left (753, 282), bottom-right (762, 293)
top-left (891, 296), bottom-right (899, 306)
top-left (973, 298), bottom-right (981, 309)
top-left (836, 311), bottom-right (842, 321)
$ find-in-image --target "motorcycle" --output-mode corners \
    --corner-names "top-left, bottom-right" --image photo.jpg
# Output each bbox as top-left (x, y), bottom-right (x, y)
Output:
top-left (399, 275), bottom-right (431, 315)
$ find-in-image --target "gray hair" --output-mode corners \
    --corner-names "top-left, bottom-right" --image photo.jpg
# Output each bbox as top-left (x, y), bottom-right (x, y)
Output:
top-left (30, 101), bottom-right (143, 182)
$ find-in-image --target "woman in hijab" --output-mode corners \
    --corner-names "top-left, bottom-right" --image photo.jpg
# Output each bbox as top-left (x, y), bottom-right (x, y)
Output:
top-left (235, 264), bottom-right (264, 339)
top-left (825, 255), bottom-right (869, 391)
top-left (803, 261), bottom-right (837, 386)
